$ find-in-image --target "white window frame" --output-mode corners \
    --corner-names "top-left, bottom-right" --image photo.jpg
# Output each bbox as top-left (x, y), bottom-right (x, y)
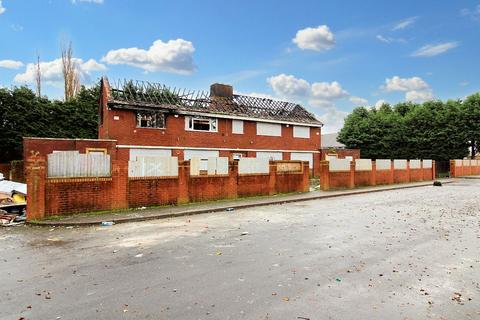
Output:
top-left (293, 126), bottom-right (310, 139)
top-left (256, 122), bottom-right (282, 137)
top-left (185, 116), bottom-right (218, 132)
top-left (232, 120), bottom-right (244, 134)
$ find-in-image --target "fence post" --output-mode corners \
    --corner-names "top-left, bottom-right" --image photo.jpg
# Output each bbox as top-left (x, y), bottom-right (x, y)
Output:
top-left (371, 161), bottom-right (377, 186)
top-left (177, 160), bottom-right (190, 204)
top-left (268, 161), bottom-right (276, 196)
top-left (302, 161), bottom-right (310, 192)
top-left (389, 160), bottom-right (394, 184)
top-left (320, 161), bottom-right (330, 191)
top-left (406, 160), bottom-right (411, 183)
top-left (25, 153), bottom-right (46, 221)
top-left (111, 160), bottom-right (128, 210)
top-left (349, 161), bottom-right (355, 188)
top-left (227, 161), bottom-right (238, 199)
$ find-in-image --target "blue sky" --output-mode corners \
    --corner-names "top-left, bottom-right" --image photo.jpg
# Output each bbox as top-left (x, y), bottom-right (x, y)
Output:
top-left (1, 0), bottom-right (479, 132)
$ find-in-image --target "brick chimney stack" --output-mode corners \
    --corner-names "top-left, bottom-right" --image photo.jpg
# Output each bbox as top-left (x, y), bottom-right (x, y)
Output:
top-left (210, 83), bottom-right (233, 99)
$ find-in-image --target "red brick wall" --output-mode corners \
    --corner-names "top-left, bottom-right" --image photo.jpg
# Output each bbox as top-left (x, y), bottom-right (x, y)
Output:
top-left (0, 163), bottom-right (10, 179)
top-left (450, 160), bottom-right (480, 177)
top-left (24, 137), bottom-right (311, 220)
top-left (128, 177), bottom-right (179, 208)
top-left (321, 160), bottom-right (436, 191)
top-left (45, 178), bottom-right (113, 216)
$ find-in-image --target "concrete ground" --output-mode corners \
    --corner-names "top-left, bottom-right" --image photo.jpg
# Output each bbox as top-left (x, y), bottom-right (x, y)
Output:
top-left (1, 180), bottom-right (479, 320)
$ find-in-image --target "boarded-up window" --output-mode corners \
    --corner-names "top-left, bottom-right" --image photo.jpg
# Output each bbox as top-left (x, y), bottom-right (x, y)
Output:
top-left (293, 126), bottom-right (310, 138)
top-left (256, 122), bottom-right (281, 136)
top-left (232, 120), bottom-right (244, 134)
top-left (128, 157), bottom-right (178, 177)
top-left (290, 152), bottom-right (313, 168)
top-left (48, 151), bottom-right (111, 178)
top-left (256, 151), bottom-right (283, 161)
top-left (238, 158), bottom-right (269, 174)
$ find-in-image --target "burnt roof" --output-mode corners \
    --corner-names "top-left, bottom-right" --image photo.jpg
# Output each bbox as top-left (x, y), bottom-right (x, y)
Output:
top-left (105, 78), bottom-right (322, 126)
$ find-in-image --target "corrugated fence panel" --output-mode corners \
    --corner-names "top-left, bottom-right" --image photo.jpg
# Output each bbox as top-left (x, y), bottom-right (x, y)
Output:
top-left (47, 151), bottom-right (111, 178)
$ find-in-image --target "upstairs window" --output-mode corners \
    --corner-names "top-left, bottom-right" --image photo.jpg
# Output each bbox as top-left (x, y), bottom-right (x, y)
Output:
top-left (293, 126), bottom-right (310, 138)
top-left (256, 122), bottom-right (281, 136)
top-left (136, 111), bottom-right (165, 129)
top-left (185, 116), bottom-right (218, 132)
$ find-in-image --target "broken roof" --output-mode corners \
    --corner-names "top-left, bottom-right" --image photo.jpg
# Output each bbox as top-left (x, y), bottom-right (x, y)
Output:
top-left (104, 78), bottom-right (322, 126)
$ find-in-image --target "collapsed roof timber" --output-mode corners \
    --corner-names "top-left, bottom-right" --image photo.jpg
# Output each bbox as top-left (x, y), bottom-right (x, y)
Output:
top-left (104, 78), bottom-right (322, 126)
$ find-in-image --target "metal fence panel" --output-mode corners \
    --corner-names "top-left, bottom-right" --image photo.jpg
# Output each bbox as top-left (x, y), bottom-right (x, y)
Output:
top-left (47, 151), bottom-right (111, 178)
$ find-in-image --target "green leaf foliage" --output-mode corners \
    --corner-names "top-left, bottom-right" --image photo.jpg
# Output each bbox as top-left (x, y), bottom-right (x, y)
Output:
top-left (337, 95), bottom-right (479, 161)
top-left (0, 85), bottom-right (99, 163)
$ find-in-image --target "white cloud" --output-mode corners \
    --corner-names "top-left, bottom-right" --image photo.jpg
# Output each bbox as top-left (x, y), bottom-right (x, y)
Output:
top-left (460, 4), bottom-right (480, 21)
top-left (14, 57), bottom-right (106, 85)
top-left (292, 25), bottom-right (335, 52)
top-left (0, 1), bottom-right (5, 15)
top-left (349, 96), bottom-right (368, 106)
top-left (102, 39), bottom-right (196, 74)
top-left (376, 34), bottom-right (406, 44)
top-left (236, 91), bottom-right (276, 100)
top-left (311, 81), bottom-right (349, 100)
top-left (412, 42), bottom-right (459, 57)
top-left (384, 76), bottom-right (429, 92)
top-left (71, 0), bottom-right (104, 4)
top-left (316, 107), bottom-right (349, 134)
top-left (0, 60), bottom-right (24, 69)
top-left (383, 76), bottom-right (433, 103)
top-left (392, 16), bottom-right (418, 30)
top-left (267, 74), bottom-right (310, 98)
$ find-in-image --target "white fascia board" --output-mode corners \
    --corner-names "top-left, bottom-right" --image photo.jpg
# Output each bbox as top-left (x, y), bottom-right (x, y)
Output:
top-left (117, 145), bottom-right (321, 153)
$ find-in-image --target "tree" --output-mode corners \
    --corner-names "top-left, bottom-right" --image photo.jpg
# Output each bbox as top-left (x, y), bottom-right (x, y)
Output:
top-left (338, 96), bottom-right (479, 161)
top-left (61, 42), bottom-right (80, 101)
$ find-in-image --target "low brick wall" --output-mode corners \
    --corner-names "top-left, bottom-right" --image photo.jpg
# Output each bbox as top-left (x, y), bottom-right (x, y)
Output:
top-left (450, 160), bottom-right (480, 177)
top-left (25, 153), bottom-right (310, 220)
top-left (320, 160), bottom-right (436, 191)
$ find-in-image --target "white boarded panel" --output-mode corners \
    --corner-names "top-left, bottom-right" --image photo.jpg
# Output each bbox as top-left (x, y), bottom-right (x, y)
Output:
top-left (256, 151), bottom-right (282, 161)
top-left (216, 157), bottom-right (229, 175)
top-left (232, 120), bottom-right (244, 134)
top-left (207, 157), bottom-right (217, 175)
top-left (293, 126), bottom-right (310, 138)
top-left (190, 157), bottom-right (201, 176)
top-left (394, 159), bottom-right (407, 169)
top-left (290, 152), bottom-right (313, 169)
top-left (355, 159), bottom-right (372, 171)
top-left (463, 159), bottom-right (471, 166)
top-left (423, 159), bottom-right (432, 168)
top-left (329, 159), bottom-right (350, 172)
top-left (129, 148), bottom-right (171, 161)
top-left (256, 122), bottom-right (281, 136)
top-left (129, 156), bottom-right (178, 177)
top-left (410, 159), bottom-right (421, 169)
top-left (239, 158), bottom-right (269, 174)
top-left (184, 150), bottom-right (219, 171)
top-left (455, 159), bottom-right (462, 166)
top-left (376, 159), bottom-right (391, 170)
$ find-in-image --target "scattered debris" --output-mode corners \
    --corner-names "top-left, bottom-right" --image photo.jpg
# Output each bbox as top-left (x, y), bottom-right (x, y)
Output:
top-left (240, 231), bottom-right (249, 236)
top-left (282, 296), bottom-right (290, 301)
top-left (452, 292), bottom-right (465, 304)
top-left (225, 207), bottom-right (235, 212)
top-left (137, 206), bottom-right (147, 210)
top-left (335, 278), bottom-right (342, 282)
top-left (216, 250), bottom-right (222, 256)
top-left (101, 221), bottom-right (114, 226)
top-left (433, 181), bottom-right (442, 187)
top-left (135, 253), bottom-right (143, 258)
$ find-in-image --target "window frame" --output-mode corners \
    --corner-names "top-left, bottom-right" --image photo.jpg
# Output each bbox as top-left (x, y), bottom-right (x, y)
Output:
top-left (232, 120), bottom-right (244, 134)
top-left (256, 122), bottom-right (282, 137)
top-left (185, 116), bottom-right (218, 132)
top-left (136, 110), bottom-right (166, 129)
top-left (293, 125), bottom-right (310, 139)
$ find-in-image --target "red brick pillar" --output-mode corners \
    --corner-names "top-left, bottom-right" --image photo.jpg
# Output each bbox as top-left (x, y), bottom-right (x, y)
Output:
top-left (371, 161), bottom-right (377, 186)
top-left (389, 160), bottom-right (394, 184)
top-left (283, 152), bottom-right (291, 161)
top-left (349, 161), bottom-right (355, 188)
top-left (406, 160), bottom-right (411, 183)
top-left (111, 160), bottom-right (128, 210)
top-left (420, 161), bottom-right (424, 181)
top-left (177, 160), bottom-right (190, 204)
top-left (227, 161), bottom-right (238, 199)
top-left (432, 160), bottom-right (436, 179)
top-left (25, 154), bottom-right (46, 221)
top-left (313, 153), bottom-right (321, 178)
top-left (319, 161), bottom-right (330, 191)
top-left (302, 161), bottom-right (310, 192)
top-left (268, 161), bottom-right (276, 195)
top-left (449, 160), bottom-right (455, 177)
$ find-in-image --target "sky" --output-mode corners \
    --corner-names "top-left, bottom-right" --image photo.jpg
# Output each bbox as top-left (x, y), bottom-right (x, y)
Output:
top-left (1, 0), bottom-right (479, 133)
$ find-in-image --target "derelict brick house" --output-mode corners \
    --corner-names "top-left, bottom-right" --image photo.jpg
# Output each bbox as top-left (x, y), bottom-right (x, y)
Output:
top-left (98, 77), bottom-right (323, 176)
